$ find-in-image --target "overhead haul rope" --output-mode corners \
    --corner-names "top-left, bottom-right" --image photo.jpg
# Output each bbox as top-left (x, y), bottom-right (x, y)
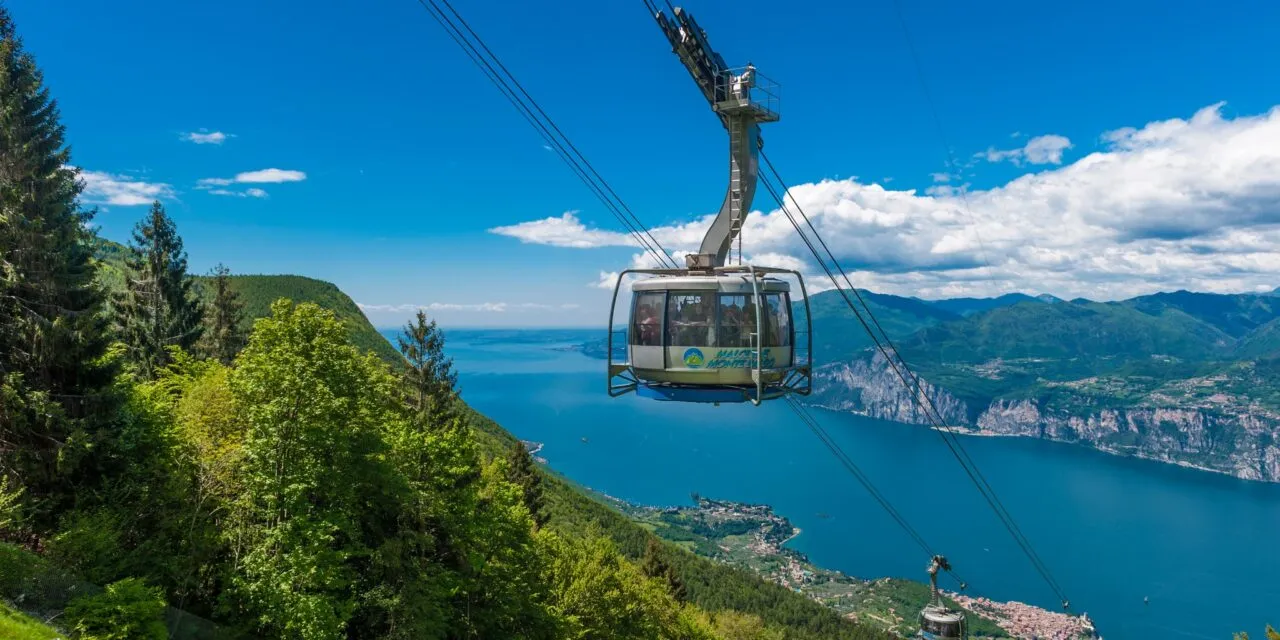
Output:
top-left (784, 396), bottom-right (970, 588)
top-left (756, 155), bottom-right (1071, 608)
top-left (884, 0), bottom-right (1071, 608)
top-left (419, 0), bottom-right (1067, 607)
top-left (413, 0), bottom-right (678, 270)
top-left (629, 0), bottom-right (1039, 599)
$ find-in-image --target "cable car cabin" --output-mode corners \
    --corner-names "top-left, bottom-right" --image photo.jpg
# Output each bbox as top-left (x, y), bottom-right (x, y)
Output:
top-left (606, 266), bottom-right (811, 405)
top-left (917, 604), bottom-right (967, 640)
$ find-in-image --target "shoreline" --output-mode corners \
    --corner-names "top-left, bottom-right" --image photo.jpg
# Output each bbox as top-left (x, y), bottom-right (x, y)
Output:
top-left (809, 402), bottom-right (1275, 485)
top-left (617, 494), bottom-right (1095, 639)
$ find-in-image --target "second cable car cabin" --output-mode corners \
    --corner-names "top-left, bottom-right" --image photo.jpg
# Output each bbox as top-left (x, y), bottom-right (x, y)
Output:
top-left (607, 265), bottom-right (812, 404)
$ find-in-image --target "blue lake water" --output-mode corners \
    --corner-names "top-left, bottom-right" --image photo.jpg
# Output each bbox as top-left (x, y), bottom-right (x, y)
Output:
top-left (385, 327), bottom-right (1280, 639)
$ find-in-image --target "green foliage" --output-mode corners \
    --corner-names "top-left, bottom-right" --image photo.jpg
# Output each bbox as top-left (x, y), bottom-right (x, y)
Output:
top-left (0, 4), bottom-right (115, 517)
top-left (538, 529), bottom-right (713, 639)
top-left (65, 577), bottom-right (168, 640)
top-left (113, 202), bottom-right (205, 378)
top-left (0, 475), bottom-right (24, 532)
top-left (507, 440), bottom-right (548, 528)
top-left (0, 542), bottom-right (83, 618)
top-left (1235, 626), bottom-right (1280, 640)
top-left (396, 309), bottom-right (457, 420)
top-left (642, 537), bottom-right (687, 603)
top-left (698, 609), bottom-right (785, 640)
top-left (92, 238), bottom-right (400, 366)
top-left (525, 463), bottom-right (892, 640)
top-left (197, 263), bottom-right (247, 365)
top-left (225, 300), bottom-right (401, 638)
top-left (204, 274), bottom-right (401, 364)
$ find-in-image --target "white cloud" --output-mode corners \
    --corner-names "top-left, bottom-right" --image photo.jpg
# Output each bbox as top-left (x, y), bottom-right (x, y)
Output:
top-left (183, 130), bottom-right (232, 145)
top-left (496, 102), bottom-right (1280, 301)
top-left (490, 211), bottom-right (637, 248)
top-left (78, 169), bottom-right (173, 206)
top-left (594, 271), bottom-right (621, 290)
top-left (208, 187), bottom-right (269, 198)
top-left (981, 133), bottom-right (1073, 166)
top-left (197, 168), bottom-right (305, 192)
top-left (358, 302), bottom-right (581, 313)
top-left (233, 168), bottom-right (306, 183)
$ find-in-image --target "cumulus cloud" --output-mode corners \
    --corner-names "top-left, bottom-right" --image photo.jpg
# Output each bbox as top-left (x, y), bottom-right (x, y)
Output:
top-left (490, 211), bottom-right (635, 248)
top-left (78, 169), bottom-right (173, 206)
top-left (981, 133), bottom-right (1073, 166)
top-left (357, 302), bottom-right (581, 313)
top-left (496, 102), bottom-right (1280, 301)
top-left (198, 168), bottom-right (306, 189)
top-left (183, 130), bottom-right (232, 145)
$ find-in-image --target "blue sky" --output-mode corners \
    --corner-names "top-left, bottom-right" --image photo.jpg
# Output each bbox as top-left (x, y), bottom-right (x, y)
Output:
top-left (12, 0), bottom-right (1280, 328)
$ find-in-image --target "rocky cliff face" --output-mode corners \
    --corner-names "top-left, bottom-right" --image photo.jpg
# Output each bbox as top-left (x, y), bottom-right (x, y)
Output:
top-left (812, 353), bottom-right (1280, 483)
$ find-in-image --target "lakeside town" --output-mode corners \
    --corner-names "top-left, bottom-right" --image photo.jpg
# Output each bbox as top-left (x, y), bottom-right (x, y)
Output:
top-left (615, 494), bottom-right (1098, 640)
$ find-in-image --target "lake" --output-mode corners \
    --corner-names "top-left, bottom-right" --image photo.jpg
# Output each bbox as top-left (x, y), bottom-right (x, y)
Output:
top-left (384, 327), bottom-right (1280, 639)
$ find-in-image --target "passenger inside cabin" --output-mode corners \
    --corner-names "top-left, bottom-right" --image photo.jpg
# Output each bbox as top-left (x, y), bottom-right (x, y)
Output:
top-left (637, 303), bottom-right (660, 345)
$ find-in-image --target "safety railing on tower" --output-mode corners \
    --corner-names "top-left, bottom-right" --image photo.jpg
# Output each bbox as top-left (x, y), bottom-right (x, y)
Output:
top-left (713, 66), bottom-right (780, 122)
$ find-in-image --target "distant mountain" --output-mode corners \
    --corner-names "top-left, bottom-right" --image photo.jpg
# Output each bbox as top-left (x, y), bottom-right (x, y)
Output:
top-left (803, 288), bottom-right (960, 363)
top-left (1120, 290), bottom-right (1280, 338)
top-left (811, 293), bottom-right (1280, 482)
top-left (1234, 316), bottom-right (1280, 359)
top-left (91, 238), bottom-right (400, 364)
top-left (923, 292), bottom-right (1044, 317)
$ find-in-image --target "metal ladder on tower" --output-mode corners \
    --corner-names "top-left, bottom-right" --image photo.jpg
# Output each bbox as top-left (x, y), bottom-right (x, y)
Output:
top-left (728, 113), bottom-right (745, 256)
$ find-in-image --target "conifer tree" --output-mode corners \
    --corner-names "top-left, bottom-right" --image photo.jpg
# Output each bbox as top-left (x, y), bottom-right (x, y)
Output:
top-left (0, 6), bottom-right (114, 503)
top-left (642, 537), bottom-right (687, 603)
top-left (396, 309), bottom-right (457, 421)
top-left (506, 441), bottom-right (547, 528)
top-left (197, 263), bottom-right (246, 364)
top-left (114, 201), bottom-right (204, 377)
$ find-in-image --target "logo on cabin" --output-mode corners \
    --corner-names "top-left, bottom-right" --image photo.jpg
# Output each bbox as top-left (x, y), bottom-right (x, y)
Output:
top-left (682, 348), bottom-right (705, 368)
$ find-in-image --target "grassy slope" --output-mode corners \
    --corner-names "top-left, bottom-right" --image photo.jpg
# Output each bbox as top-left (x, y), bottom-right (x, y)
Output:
top-left (0, 603), bottom-right (62, 640)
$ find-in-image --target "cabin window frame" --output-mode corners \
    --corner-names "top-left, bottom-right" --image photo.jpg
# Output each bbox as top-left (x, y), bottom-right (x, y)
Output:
top-left (630, 291), bottom-right (666, 347)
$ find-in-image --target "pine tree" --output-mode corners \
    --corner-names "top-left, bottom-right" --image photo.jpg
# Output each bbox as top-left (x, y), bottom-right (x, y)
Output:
top-left (396, 309), bottom-right (457, 421)
top-left (505, 441), bottom-right (547, 528)
top-left (114, 201), bottom-right (204, 377)
top-left (0, 7), bottom-right (115, 504)
top-left (197, 263), bottom-right (246, 364)
top-left (642, 538), bottom-right (687, 603)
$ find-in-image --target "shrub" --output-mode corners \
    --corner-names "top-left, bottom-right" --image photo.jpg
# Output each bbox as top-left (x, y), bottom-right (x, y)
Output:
top-left (65, 578), bottom-right (168, 640)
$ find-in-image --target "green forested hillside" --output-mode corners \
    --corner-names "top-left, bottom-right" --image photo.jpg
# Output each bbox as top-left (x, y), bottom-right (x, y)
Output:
top-left (1121, 290), bottom-right (1280, 338)
top-left (923, 293), bottom-right (1042, 317)
top-left (890, 300), bottom-right (1233, 408)
top-left (91, 238), bottom-right (401, 364)
top-left (804, 289), bottom-right (961, 363)
top-left (211, 274), bottom-right (401, 363)
top-left (465, 411), bottom-right (893, 640)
